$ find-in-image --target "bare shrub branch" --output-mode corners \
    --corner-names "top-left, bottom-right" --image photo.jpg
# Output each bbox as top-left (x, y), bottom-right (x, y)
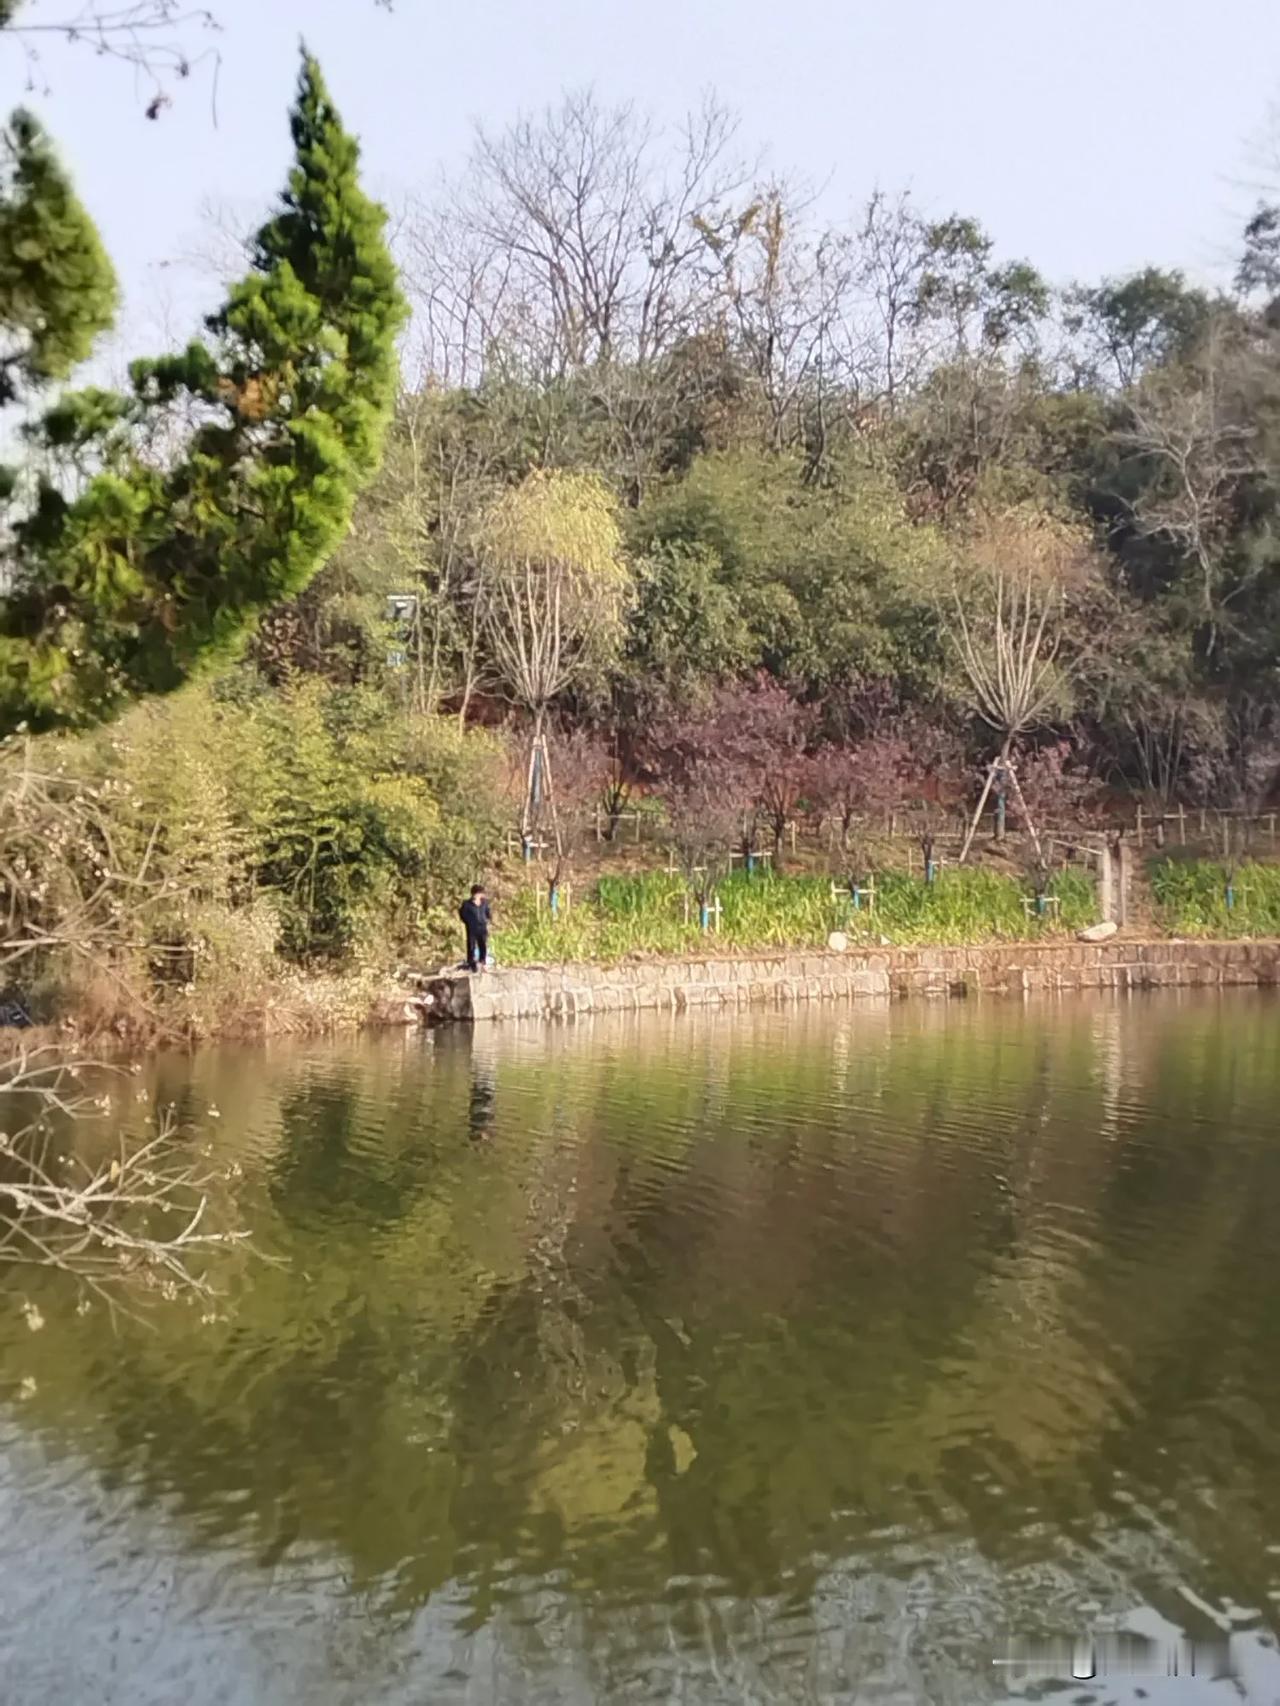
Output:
top-left (0, 1045), bottom-right (249, 1308)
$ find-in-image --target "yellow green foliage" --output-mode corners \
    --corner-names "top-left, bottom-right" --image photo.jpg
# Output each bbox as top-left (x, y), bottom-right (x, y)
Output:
top-left (2, 681), bottom-right (507, 1034)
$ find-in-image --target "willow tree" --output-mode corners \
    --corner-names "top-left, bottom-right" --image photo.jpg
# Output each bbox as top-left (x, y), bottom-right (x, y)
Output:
top-left (947, 509), bottom-right (1104, 863)
top-left (0, 49), bottom-right (406, 733)
top-left (472, 470), bottom-right (629, 852)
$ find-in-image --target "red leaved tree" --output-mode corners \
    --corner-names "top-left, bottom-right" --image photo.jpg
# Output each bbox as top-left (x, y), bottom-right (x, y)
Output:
top-left (897, 715), bottom-right (967, 880)
top-left (1005, 737), bottom-right (1108, 899)
top-left (540, 727), bottom-right (613, 909)
top-left (1009, 739), bottom-right (1107, 834)
top-left (807, 735), bottom-right (912, 881)
top-left (652, 694), bottom-right (756, 889)
top-left (655, 675), bottom-right (813, 865)
top-left (662, 758), bottom-right (750, 913)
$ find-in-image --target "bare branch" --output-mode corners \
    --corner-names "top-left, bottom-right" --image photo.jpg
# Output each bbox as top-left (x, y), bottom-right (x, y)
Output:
top-left (3, 2), bottom-right (221, 112)
top-left (0, 1046), bottom-right (251, 1307)
top-left (1115, 319), bottom-right (1262, 650)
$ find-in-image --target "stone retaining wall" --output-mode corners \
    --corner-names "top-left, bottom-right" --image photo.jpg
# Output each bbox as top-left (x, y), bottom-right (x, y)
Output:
top-left (421, 939), bottom-right (1280, 1024)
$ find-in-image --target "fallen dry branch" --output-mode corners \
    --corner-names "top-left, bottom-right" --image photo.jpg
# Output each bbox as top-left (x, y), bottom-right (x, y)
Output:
top-left (0, 1047), bottom-right (249, 1309)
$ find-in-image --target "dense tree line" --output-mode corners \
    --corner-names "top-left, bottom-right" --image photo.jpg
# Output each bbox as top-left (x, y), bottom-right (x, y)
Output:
top-left (6, 75), bottom-right (1280, 1025)
top-left (266, 91), bottom-right (1280, 851)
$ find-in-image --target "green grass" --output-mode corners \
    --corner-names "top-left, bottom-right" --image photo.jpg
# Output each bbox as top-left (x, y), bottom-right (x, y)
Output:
top-left (1150, 858), bottom-right (1280, 937)
top-left (494, 866), bottom-right (1098, 965)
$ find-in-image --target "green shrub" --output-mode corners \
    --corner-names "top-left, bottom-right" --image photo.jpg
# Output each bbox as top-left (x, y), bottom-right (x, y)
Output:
top-left (1150, 858), bottom-right (1280, 936)
top-left (2, 681), bottom-right (508, 1032)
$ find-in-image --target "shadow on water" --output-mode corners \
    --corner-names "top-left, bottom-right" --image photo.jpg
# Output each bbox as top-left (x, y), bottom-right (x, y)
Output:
top-left (1, 993), bottom-right (1280, 1703)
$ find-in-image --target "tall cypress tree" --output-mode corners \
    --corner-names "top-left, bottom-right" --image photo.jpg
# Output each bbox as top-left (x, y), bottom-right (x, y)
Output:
top-left (0, 51), bottom-right (406, 732)
top-left (0, 108), bottom-right (119, 418)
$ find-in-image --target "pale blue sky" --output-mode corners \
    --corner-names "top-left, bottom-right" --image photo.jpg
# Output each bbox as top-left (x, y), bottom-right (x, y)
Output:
top-left (7, 0), bottom-right (1280, 344)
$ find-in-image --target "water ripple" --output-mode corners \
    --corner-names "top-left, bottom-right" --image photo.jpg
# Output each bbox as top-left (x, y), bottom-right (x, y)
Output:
top-left (1, 993), bottom-right (1279, 1702)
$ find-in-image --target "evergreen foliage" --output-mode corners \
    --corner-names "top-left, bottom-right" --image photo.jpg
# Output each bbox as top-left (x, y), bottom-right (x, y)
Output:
top-left (0, 108), bottom-right (118, 414)
top-left (630, 450), bottom-right (946, 702)
top-left (0, 51), bottom-right (406, 733)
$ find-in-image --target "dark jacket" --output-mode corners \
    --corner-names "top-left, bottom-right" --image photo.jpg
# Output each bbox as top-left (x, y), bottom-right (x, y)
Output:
top-left (459, 897), bottom-right (491, 937)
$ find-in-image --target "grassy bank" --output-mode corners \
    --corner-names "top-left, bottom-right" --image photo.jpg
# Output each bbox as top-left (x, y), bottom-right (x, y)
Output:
top-left (494, 867), bottom-right (1098, 965)
top-left (1150, 858), bottom-right (1280, 938)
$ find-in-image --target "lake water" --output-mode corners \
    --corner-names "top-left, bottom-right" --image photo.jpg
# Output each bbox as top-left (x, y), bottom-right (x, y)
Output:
top-left (2, 993), bottom-right (1280, 1705)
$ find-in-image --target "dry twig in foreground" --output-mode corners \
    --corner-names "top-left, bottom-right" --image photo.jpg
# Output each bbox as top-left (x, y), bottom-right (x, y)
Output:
top-left (0, 1046), bottom-right (249, 1309)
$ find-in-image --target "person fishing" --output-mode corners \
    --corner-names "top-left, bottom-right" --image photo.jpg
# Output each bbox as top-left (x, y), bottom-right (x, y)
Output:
top-left (459, 884), bottom-right (492, 973)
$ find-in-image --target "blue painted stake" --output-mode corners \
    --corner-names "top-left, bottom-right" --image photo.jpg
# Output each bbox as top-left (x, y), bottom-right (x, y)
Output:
top-left (521, 834), bottom-right (532, 863)
top-left (699, 901), bottom-right (710, 931)
top-left (1226, 883), bottom-right (1235, 910)
top-left (851, 885), bottom-right (862, 912)
top-left (1035, 893), bottom-right (1047, 917)
top-left (746, 851), bottom-right (756, 875)
top-left (549, 883), bottom-right (560, 918)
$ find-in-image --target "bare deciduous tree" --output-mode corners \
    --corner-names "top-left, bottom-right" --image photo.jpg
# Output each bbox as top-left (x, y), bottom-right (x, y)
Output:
top-left (854, 188), bottom-right (931, 416)
top-left (538, 725), bottom-right (611, 909)
top-left (697, 182), bottom-right (864, 464)
top-left (0, 743), bottom-right (254, 1300)
top-left (946, 510), bottom-right (1102, 861)
top-left (1118, 320), bottom-right (1260, 651)
top-left (341, 390), bottom-right (509, 719)
top-left (2, 1), bottom-right (389, 112)
top-left (406, 90), bottom-right (748, 385)
top-left (1, 740), bottom-right (175, 1012)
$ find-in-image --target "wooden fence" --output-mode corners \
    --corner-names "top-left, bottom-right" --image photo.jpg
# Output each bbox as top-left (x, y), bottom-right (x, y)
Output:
top-left (515, 801), bottom-right (1280, 874)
